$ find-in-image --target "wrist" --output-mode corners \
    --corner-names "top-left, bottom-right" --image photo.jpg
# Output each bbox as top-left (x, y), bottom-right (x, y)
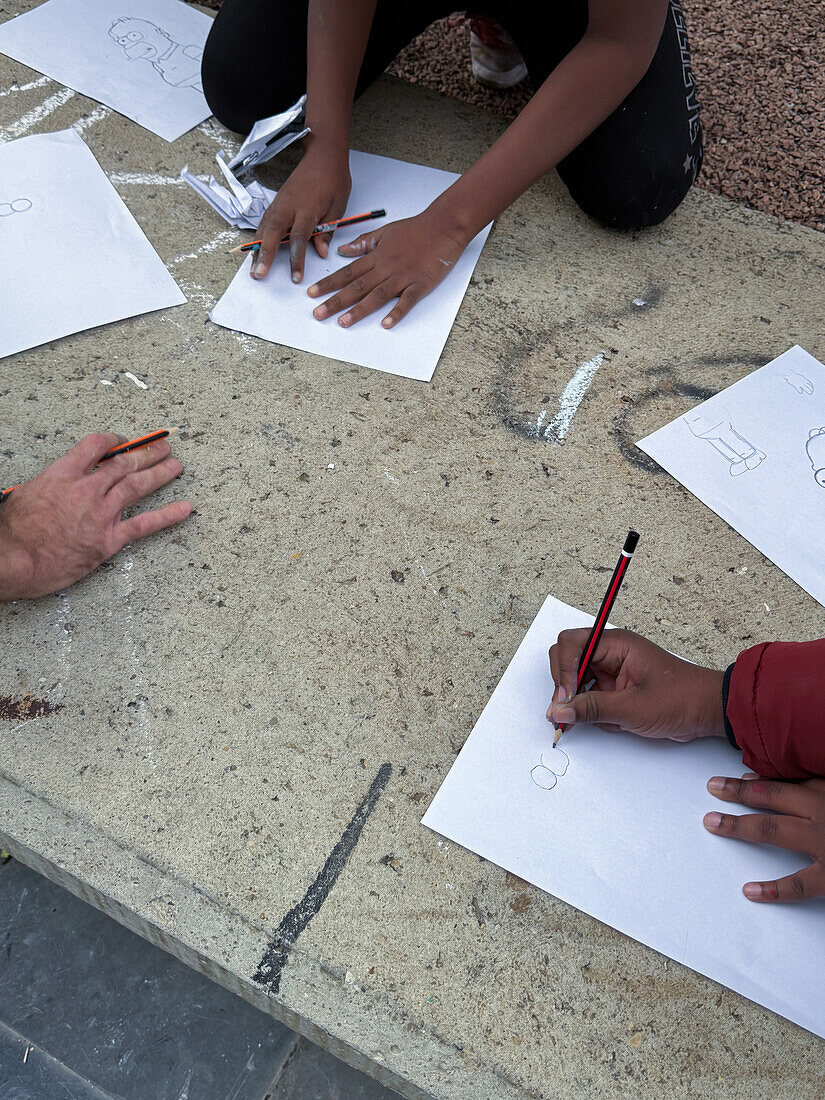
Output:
top-left (0, 522), bottom-right (34, 601)
top-left (301, 126), bottom-right (350, 163)
top-left (423, 194), bottom-right (477, 249)
top-left (693, 667), bottom-right (727, 739)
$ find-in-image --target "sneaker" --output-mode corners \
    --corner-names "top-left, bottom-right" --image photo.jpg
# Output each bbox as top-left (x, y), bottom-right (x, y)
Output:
top-left (468, 15), bottom-right (528, 90)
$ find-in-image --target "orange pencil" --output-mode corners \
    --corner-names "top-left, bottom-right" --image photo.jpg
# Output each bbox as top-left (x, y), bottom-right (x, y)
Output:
top-left (227, 209), bottom-right (386, 254)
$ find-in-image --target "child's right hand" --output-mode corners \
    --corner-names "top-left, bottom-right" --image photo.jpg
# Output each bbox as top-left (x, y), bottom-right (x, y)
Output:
top-left (546, 628), bottom-right (726, 742)
top-left (251, 138), bottom-right (352, 285)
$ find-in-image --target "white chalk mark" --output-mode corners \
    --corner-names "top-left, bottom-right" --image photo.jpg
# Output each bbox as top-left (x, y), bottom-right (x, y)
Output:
top-left (109, 171), bottom-right (185, 187)
top-left (123, 370), bottom-right (148, 389)
top-left (0, 86), bottom-right (75, 142)
top-left (544, 352), bottom-right (606, 443)
top-left (53, 593), bottom-right (73, 701)
top-left (120, 553), bottom-right (157, 771)
top-left (197, 117), bottom-right (239, 150)
top-left (72, 103), bottom-right (110, 135)
top-left (530, 408), bottom-right (548, 439)
top-left (169, 227), bottom-right (236, 265)
top-left (632, 298), bottom-right (647, 307)
top-left (100, 379), bottom-right (114, 386)
top-left (0, 75), bottom-right (51, 98)
top-left (176, 281), bottom-right (216, 310)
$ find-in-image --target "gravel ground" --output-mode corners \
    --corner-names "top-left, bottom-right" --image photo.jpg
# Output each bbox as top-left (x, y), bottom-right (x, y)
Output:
top-left (197, 4), bottom-right (824, 233)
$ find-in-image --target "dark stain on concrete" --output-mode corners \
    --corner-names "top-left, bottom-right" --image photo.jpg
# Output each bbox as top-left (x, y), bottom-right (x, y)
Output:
top-left (490, 285), bottom-right (665, 443)
top-left (612, 353), bottom-right (772, 472)
top-left (253, 762), bottom-right (392, 996)
top-left (0, 694), bottom-right (63, 722)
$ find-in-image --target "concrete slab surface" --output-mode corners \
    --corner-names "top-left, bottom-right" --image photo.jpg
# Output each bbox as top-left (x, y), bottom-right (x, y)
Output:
top-left (2, 3), bottom-right (825, 1096)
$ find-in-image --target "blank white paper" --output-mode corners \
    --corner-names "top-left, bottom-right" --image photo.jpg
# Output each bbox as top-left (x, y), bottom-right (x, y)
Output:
top-left (0, 129), bottom-right (184, 361)
top-left (0, 0), bottom-right (212, 142)
top-left (209, 151), bottom-right (492, 382)
top-left (423, 595), bottom-right (825, 1039)
top-left (638, 346), bottom-right (825, 607)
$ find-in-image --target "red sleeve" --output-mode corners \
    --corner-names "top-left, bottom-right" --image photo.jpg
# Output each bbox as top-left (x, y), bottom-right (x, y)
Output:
top-left (726, 640), bottom-right (825, 779)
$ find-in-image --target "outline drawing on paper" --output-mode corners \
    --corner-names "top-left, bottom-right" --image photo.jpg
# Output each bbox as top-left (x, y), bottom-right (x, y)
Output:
top-left (684, 410), bottom-right (765, 476)
top-left (805, 428), bottom-right (825, 488)
top-left (784, 368), bottom-right (814, 395)
top-left (0, 198), bottom-right (33, 216)
top-left (530, 747), bottom-right (570, 791)
top-left (109, 19), bottom-right (203, 91)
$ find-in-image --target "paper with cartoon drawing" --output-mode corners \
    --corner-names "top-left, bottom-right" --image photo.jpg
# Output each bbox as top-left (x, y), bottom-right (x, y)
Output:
top-left (423, 594), bottom-right (825, 1042)
top-left (638, 345), bottom-right (825, 607)
top-left (0, 0), bottom-right (212, 141)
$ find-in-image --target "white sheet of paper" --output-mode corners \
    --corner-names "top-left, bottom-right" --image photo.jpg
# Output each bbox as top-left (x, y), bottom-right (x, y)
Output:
top-left (423, 594), bottom-right (825, 1040)
top-left (638, 346), bottom-right (825, 607)
top-left (209, 150), bottom-right (492, 382)
top-left (0, 129), bottom-right (184, 361)
top-left (0, 0), bottom-right (212, 141)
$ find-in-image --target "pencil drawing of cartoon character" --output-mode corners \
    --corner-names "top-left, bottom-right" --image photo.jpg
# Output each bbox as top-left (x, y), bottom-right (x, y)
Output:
top-left (0, 198), bottom-right (33, 216)
top-left (530, 746), bottom-right (569, 791)
top-left (684, 410), bottom-right (765, 476)
top-left (805, 428), bottom-right (825, 488)
top-left (109, 19), bottom-right (203, 91)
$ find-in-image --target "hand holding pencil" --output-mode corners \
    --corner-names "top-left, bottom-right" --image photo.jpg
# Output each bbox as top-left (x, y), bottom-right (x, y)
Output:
top-left (546, 626), bottom-right (727, 742)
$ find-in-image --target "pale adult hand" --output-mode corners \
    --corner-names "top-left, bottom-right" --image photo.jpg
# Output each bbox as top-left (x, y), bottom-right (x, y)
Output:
top-left (0, 432), bottom-right (192, 600)
top-left (306, 207), bottom-right (469, 329)
top-left (705, 773), bottom-right (825, 902)
top-left (546, 627), bottom-right (725, 740)
top-left (251, 139), bottom-right (352, 284)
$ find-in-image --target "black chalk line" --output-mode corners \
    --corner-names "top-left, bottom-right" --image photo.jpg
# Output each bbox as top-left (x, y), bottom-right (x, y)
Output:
top-left (253, 761), bottom-right (392, 995)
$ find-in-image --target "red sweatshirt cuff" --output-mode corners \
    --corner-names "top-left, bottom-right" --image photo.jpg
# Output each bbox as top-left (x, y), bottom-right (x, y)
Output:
top-left (726, 640), bottom-right (825, 779)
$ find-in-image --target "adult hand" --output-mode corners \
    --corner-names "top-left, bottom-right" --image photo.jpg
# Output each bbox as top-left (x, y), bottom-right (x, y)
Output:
top-left (306, 207), bottom-right (469, 329)
top-left (251, 139), bottom-right (352, 284)
top-left (704, 774), bottom-right (825, 902)
top-left (0, 433), bottom-right (192, 600)
top-left (546, 627), bottom-right (725, 740)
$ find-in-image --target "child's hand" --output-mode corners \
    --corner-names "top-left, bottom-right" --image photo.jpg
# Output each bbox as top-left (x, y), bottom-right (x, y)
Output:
top-left (253, 140), bottom-right (352, 284)
top-left (306, 208), bottom-right (469, 328)
top-left (546, 628), bottom-right (725, 741)
top-left (704, 774), bottom-right (825, 902)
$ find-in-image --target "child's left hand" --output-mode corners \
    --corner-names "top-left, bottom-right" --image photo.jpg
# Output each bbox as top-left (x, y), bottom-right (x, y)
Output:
top-left (704, 774), bottom-right (825, 902)
top-left (306, 208), bottom-right (469, 329)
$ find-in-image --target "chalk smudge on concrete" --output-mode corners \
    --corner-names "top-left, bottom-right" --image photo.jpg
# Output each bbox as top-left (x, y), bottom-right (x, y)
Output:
top-left (170, 227), bottom-right (236, 266)
top-left (0, 85), bottom-right (75, 142)
top-left (0, 75), bottom-right (51, 99)
top-left (121, 553), bottom-right (157, 770)
top-left (72, 103), bottom-right (110, 135)
top-left (253, 762), bottom-right (392, 995)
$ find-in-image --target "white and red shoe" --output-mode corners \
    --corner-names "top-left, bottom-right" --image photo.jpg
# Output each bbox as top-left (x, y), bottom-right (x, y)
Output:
top-left (467, 15), bottom-right (528, 90)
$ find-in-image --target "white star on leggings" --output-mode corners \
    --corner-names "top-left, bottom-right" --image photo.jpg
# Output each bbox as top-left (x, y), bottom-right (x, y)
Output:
top-left (683, 153), bottom-right (693, 173)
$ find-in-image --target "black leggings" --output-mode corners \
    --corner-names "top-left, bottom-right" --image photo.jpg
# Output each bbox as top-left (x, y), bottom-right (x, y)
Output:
top-left (201, 2), bottom-right (703, 230)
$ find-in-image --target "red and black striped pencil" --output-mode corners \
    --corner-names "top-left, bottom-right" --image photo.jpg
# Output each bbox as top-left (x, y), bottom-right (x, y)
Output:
top-left (553, 530), bottom-right (640, 746)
